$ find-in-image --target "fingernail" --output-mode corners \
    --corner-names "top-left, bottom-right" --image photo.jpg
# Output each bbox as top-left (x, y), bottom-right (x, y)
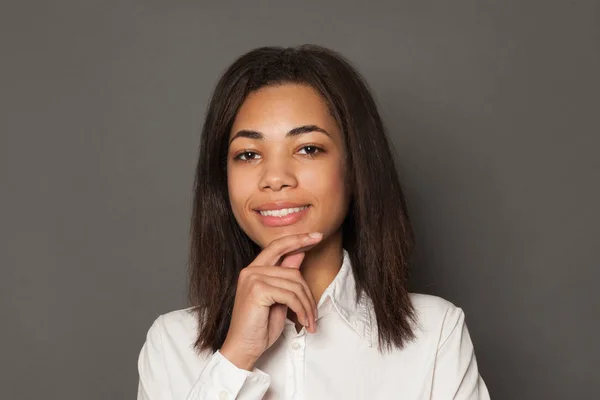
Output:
top-left (308, 232), bottom-right (322, 239)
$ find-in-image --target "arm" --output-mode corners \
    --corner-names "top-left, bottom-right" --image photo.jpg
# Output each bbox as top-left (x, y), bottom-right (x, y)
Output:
top-left (431, 308), bottom-right (491, 400)
top-left (137, 315), bottom-right (271, 400)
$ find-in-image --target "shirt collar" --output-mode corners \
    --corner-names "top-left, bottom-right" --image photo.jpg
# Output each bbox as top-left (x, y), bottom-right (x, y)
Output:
top-left (317, 248), bottom-right (377, 347)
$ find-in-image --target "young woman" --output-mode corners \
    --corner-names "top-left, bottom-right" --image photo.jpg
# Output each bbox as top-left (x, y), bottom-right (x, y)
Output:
top-left (137, 45), bottom-right (491, 400)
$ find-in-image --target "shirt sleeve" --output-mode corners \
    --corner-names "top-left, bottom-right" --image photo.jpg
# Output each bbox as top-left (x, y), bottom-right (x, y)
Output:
top-left (137, 315), bottom-right (271, 400)
top-left (185, 351), bottom-right (271, 400)
top-left (431, 308), bottom-right (491, 400)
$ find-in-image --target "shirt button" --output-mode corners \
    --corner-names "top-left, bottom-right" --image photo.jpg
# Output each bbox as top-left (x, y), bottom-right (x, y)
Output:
top-left (291, 342), bottom-right (301, 350)
top-left (219, 390), bottom-right (229, 400)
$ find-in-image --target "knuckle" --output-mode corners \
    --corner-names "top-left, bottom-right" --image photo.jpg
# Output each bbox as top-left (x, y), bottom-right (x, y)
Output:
top-left (291, 291), bottom-right (302, 304)
top-left (238, 268), bottom-right (250, 279)
top-left (249, 279), bottom-right (265, 294)
top-left (283, 288), bottom-right (295, 301)
top-left (240, 265), bottom-right (262, 279)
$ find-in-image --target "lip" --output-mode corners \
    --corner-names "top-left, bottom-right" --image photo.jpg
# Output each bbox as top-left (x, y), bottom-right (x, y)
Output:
top-left (254, 201), bottom-right (310, 211)
top-left (254, 204), bottom-right (311, 227)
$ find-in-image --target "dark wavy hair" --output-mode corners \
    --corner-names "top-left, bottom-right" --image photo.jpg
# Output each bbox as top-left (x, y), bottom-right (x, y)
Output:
top-left (189, 44), bottom-right (417, 354)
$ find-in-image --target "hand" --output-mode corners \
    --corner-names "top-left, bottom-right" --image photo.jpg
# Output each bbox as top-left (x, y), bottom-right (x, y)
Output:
top-left (220, 232), bottom-right (323, 370)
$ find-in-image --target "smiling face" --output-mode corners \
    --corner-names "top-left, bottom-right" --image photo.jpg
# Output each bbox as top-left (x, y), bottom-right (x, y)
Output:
top-left (226, 83), bottom-right (350, 248)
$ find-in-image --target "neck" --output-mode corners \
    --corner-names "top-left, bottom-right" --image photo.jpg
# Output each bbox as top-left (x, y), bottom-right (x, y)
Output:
top-left (299, 230), bottom-right (344, 306)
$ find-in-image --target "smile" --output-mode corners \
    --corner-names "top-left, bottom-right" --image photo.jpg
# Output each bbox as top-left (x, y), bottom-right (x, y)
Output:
top-left (258, 206), bottom-right (309, 217)
top-left (254, 205), bottom-right (311, 227)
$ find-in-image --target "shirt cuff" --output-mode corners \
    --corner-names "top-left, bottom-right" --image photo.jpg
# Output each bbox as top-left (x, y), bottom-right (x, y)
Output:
top-left (187, 350), bottom-right (270, 400)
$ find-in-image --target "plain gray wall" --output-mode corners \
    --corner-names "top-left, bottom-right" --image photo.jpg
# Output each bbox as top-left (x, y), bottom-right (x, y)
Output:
top-left (1, 0), bottom-right (598, 399)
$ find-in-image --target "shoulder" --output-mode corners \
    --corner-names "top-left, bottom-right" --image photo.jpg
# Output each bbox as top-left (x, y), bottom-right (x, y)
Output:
top-left (138, 307), bottom-right (222, 396)
top-left (159, 306), bottom-right (200, 331)
top-left (408, 293), bottom-right (467, 345)
top-left (409, 292), bottom-right (460, 313)
top-left (143, 306), bottom-right (201, 351)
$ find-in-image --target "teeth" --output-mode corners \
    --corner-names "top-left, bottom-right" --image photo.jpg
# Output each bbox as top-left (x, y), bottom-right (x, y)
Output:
top-left (259, 206), bottom-right (308, 217)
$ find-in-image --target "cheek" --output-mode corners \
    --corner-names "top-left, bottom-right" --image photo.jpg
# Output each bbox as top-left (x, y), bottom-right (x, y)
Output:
top-left (301, 162), bottom-right (347, 204)
top-left (227, 167), bottom-right (253, 215)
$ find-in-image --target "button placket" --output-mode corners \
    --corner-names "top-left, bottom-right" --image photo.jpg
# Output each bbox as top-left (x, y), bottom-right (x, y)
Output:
top-left (288, 333), bottom-right (307, 399)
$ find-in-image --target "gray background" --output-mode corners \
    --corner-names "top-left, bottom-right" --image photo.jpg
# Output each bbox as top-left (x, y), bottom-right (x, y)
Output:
top-left (1, 0), bottom-right (598, 399)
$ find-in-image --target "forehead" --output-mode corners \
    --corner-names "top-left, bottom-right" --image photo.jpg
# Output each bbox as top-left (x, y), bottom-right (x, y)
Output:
top-left (230, 83), bottom-right (338, 138)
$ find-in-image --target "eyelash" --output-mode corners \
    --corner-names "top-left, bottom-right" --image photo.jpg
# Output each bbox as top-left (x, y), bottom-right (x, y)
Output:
top-left (233, 145), bottom-right (325, 162)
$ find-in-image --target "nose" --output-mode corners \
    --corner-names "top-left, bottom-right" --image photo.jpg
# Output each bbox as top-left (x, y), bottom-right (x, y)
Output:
top-left (258, 156), bottom-right (298, 192)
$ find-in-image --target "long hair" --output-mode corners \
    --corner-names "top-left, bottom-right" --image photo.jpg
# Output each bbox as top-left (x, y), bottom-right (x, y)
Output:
top-left (189, 44), bottom-right (417, 354)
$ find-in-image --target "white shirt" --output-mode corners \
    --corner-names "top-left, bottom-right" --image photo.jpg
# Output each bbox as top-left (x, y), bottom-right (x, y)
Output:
top-left (137, 250), bottom-right (491, 399)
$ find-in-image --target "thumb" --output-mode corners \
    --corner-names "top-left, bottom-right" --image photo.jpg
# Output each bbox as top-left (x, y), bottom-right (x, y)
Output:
top-left (280, 252), bottom-right (305, 269)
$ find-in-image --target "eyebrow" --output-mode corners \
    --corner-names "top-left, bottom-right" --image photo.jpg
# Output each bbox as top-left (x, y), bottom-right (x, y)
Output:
top-left (228, 124), bottom-right (331, 145)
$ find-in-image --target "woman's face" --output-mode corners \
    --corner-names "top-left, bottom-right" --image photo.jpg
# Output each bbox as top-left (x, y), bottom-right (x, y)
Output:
top-left (227, 83), bottom-right (350, 248)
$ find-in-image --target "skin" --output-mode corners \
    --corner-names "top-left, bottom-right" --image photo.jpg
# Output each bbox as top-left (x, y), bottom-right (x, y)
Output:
top-left (220, 84), bottom-right (352, 369)
top-left (227, 83), bottom-right (351, 313)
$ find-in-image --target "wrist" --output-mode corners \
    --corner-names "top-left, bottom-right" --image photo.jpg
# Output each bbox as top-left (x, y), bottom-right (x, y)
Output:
top-left (220, 343), bottom-right (256, 371)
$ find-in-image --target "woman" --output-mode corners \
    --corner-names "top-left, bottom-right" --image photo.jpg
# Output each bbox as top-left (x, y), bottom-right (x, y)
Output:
top-left (137, 45), bottom-right (491, 399)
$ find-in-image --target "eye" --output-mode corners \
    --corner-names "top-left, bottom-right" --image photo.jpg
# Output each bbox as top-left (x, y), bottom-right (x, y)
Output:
top-left (234, 151), bottom-right (261, 162)
top-left (297, 145), bottom-right (324, 157)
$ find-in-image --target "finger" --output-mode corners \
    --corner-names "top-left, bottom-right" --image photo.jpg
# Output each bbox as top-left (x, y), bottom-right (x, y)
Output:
top-left (251, 232), bottom-right (323, 268)
top-left (280, 252), bottom-right (305, 269)
top-left (258, 275), bottom-right (315, 329)
top-left (257, 282), bottom-right (311, 328)
top-left (250, 267), bottom-right (317, 324)
top-left (279, 253), bottom-right (318, 322)
top-left (279, 253), bottom-right (317, 325)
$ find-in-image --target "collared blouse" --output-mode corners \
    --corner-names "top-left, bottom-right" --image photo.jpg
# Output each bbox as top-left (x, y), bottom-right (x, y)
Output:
top-left (137, 249), bottom-right (491, 399)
